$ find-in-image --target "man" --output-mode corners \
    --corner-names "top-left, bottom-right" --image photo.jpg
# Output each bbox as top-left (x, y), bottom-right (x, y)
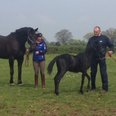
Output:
top-left (87, 26), bottom-right (114, 92)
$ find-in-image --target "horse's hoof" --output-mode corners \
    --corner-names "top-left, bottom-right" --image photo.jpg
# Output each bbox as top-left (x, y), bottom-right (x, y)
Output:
top-left (87, 87), bottom-right (90, 90)
top-left (17, 81), bottom-right (23, 85)
top-left (55, 92), bottom-right (59, 96)
top-left (86, 89), bottom-right (90, 92)
top-left (17, 83), bottom-right (23, 86)
top-left (10, 83), bottom-right (15, 86)
top-left (80, 90), bottom-right (84, 94)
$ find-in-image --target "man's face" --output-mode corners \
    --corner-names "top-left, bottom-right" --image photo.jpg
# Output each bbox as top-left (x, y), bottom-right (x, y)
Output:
top-left (94, 27), bottom-right (101, 36)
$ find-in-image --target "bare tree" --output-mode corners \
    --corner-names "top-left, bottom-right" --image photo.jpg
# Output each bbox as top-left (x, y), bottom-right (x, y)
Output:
top-left (102, 28), bottom-right (116, 39)
top-left (103, 28), bottom-right (116, 47)
top-left (55, 29), bottom-right (73, 44)
top-left (83, 32), bottom-right (93, 41)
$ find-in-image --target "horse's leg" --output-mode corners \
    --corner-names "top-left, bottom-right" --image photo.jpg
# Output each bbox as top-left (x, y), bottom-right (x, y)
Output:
top-left (54, 70), bottom-right (66, 95)
top-left (17, 57), bottom-right (24, 84)
top-left (9, 58), bottom-right (14, 84)
top-left (54, 72), bottom-right (60, 95)
top-left (80, 73), bottom-right (85, 94)
top-left (85, 72), bottom-right (90, 91)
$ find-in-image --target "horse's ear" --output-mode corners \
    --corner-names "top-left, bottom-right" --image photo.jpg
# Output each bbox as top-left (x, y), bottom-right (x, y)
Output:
top-left (34, 28), bottom-right (38, 32)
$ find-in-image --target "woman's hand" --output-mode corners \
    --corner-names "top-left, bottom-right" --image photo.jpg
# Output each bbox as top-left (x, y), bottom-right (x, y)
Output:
top-left (35, 51), bottom-right (39, 54)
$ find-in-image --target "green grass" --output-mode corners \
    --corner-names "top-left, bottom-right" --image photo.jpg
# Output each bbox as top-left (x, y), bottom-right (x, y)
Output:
top-left (0, 54), bottom-right (116, 116)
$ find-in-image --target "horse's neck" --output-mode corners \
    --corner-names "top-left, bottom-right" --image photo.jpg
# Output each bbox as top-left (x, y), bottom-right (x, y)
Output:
top-left (85, 49), bottom-right (94, 64)
top-left (15, 35), bottom-right (27, 51)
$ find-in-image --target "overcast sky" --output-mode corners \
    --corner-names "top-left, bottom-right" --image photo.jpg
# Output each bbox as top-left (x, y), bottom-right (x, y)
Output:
top-left (0, 0), bottom-right (116, 41)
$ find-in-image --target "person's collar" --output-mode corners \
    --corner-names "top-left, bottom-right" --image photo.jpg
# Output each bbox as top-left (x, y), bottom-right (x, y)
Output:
top-left (94, 34), bottom-right (102, 37)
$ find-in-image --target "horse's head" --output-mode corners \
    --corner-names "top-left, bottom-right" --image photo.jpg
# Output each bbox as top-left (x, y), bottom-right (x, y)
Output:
top-left (15, 27), bottom-right (38, 45)
top-left (85, 43), bottom-right (94, 56)
top-left (27, 27), bottom-right (38, 45)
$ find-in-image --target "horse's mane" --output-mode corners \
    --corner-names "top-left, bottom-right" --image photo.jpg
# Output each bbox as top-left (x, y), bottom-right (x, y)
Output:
top-left (0, 35), bottom-right (6, 38)
top-left (15, 27), bottom-right (32, 33)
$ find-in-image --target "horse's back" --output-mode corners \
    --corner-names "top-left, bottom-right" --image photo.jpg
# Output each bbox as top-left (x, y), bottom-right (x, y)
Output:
top-left (75, 52), bottom-right (91, 71)
top-left (56, 54), bottom-right (74, 65)
top-left (0, 35), bottom-right (20, 59)
top-left (0, 36), bottom-right (8, 57)
top-left (68, 53), bottom-right (84, 72)
top-left (55, 54), bottom-right (80, 72)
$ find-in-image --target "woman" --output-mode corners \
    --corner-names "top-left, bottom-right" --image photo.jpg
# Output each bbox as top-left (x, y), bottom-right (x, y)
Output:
top-left (33, 33), bottom-right (47, 88)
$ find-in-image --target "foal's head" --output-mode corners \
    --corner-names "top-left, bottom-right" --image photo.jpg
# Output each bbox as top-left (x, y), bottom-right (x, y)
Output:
top-left (85, 43), bottom-right (93, 54)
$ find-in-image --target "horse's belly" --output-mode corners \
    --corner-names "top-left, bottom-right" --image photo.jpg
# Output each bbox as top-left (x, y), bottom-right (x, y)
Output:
top-left (69, 67), bottom-right (81, 73)
top-left (0, 54), bottom-right (9, 59)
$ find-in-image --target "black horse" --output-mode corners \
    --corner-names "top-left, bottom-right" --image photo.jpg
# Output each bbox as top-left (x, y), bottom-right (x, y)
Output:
top-left (0, 27), bottom-right (38, 85)
top-left (47, 45), bottom-right (94, 95)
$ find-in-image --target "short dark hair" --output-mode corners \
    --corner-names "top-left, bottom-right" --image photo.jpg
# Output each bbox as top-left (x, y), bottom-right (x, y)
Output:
top-left (94, 26), bottom-right (101, 30)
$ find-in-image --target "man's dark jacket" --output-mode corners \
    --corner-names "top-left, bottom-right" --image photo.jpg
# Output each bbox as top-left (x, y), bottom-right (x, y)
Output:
top-left (87, 35), bottom-right (114, 59)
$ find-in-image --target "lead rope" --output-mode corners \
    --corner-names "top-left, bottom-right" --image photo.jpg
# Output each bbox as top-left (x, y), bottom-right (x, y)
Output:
top-left (106, 52), bottom-right (116, 62)
top-left (25, 48), bottom-right (30, 67)
top-left (27, 35), bottom-right (34, 44)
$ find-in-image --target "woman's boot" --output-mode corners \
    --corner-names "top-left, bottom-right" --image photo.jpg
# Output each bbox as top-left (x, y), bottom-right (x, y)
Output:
top-left (41, 75), bottom-right (45, 88)
top-left (34, 75), bottom-right (38, 88)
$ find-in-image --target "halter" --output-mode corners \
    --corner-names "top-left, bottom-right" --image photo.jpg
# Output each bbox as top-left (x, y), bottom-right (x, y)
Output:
top-left (27, 35), bottom-right (35, 44)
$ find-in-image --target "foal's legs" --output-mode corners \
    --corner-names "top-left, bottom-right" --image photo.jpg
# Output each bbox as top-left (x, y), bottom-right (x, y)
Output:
top-left (9, 58), bottom-right (14, 84)
top-left (80, 72), bottom-right (91, 94)
top-left (54, 70), bottom-right (66, 95)
top-left (17, 57), bottom-right (24, 84)
top-left (85, 73), bottom-right (90, 91)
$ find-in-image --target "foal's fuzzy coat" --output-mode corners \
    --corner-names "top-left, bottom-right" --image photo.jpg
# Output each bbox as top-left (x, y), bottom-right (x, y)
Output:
top-left (48, 45), bottom-right (94, 95)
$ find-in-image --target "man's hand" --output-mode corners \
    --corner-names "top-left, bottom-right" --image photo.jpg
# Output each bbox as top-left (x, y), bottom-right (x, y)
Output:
top-left (108, 51), bottom-right (113, 57)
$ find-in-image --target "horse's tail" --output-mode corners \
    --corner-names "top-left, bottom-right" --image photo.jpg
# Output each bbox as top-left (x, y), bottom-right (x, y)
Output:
top-left (47, 56), bottom-right (58, 75)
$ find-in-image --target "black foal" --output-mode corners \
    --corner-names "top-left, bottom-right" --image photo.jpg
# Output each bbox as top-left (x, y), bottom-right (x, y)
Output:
top-left (47, 45), bottom-right (94, 95)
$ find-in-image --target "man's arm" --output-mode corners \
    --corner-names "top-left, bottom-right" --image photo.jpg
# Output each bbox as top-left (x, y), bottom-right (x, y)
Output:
top-left (106, 37), bottom-right (114, 57)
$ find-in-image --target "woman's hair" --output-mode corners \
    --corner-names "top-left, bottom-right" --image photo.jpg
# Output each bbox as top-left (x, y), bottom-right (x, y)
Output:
top-left (36, 33), bottom-right (43, 37)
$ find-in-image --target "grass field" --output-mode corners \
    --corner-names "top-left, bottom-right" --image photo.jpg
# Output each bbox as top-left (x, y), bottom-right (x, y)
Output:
top-left (0, 54), bottom-right (116, 116)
